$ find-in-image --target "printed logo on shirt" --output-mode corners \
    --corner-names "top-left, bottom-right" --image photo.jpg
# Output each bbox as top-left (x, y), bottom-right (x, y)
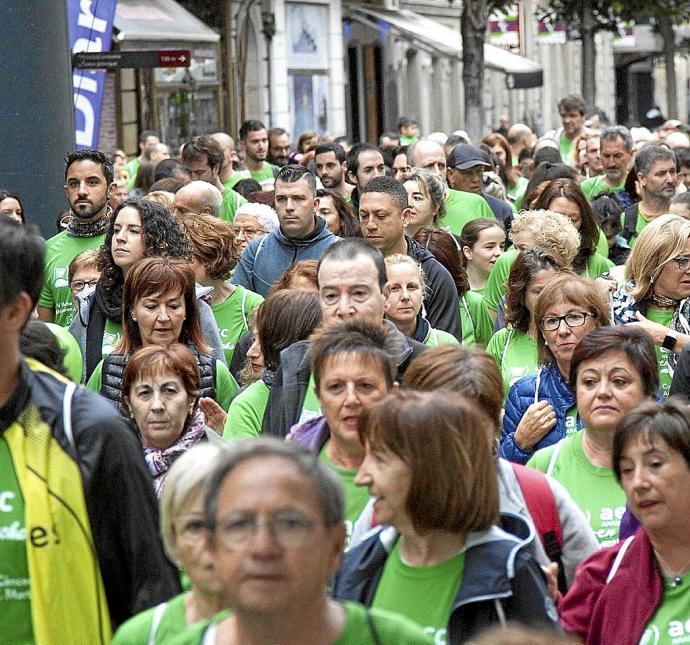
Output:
top-left (640, 625), bottom-right (660, 645)
top-left (585, 506), bottom-right (626, 547)
top-left (0, 574), bottom-right (30, 601)
top-left (102, 332), bottom-right (120, 356)
top-left (423, 626), bottom-right (447, 645)
top-left (53, 268), bottom-right (69, 289)
top-left (0, 492), bottom-right (24, 542)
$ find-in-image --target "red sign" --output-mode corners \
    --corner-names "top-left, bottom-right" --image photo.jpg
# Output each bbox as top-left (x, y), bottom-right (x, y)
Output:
top-left (157, 50), bottom-right (190, 67)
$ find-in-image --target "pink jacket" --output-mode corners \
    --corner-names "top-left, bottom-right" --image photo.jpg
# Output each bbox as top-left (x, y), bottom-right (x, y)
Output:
top-left (559, 528), bottom-right (663, 644)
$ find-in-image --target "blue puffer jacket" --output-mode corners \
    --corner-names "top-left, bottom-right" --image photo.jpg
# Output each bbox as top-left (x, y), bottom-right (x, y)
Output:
top-left (500, 364), bottom-right (582, 464)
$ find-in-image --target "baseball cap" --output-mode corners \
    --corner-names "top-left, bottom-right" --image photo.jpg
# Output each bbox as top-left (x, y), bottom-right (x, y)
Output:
top-left (448, 144), bottom-right (491, 171)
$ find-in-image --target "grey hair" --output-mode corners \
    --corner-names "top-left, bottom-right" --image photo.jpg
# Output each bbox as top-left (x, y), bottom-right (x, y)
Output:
top-left (635, 144), bottom-right (677, 176)
top-left (203, 438), bottom-right (345, 531)
top-left (600, 126), bottom-right (633, 152)
top-left (160, 442), bottom-right (230, 566)
top-left (235, 202), bottom-right (280, 232)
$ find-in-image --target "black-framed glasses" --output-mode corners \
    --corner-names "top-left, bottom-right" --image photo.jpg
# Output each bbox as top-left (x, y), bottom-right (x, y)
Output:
top-left (671, 255), bottom-right (690, 272)
top-left (541, 311), bottom-right (595, 332)
top-left (214, 510), bottom-right (316, 550)
top-left (70, 279), bottom-right (99, 292)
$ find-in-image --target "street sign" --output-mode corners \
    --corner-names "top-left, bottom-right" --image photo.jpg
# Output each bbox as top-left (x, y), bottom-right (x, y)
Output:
top-left (72, 49), bottom-right (191, 70)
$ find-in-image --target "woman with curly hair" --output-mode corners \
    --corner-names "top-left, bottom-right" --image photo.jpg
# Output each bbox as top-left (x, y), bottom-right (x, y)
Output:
top-left (70, 198), bottom-right (224, 382)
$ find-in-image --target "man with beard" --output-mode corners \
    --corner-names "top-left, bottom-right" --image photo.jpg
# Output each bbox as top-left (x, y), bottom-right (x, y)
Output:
top-left (580, 126), bottom-right (633, 201)
top-left (239, 120), bottom-right (279, 189)
top-left (267, 127), bottom-right (291, 167)
top-left (37, 150), bottom-right (115, 326)
top-left (314, 142), bottom-right (353, 201)
top-left (622, 144), bottom-right (679, 247)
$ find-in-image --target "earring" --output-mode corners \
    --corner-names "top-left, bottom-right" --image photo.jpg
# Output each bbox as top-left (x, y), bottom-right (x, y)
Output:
top-left (131, 314), bottom-right (137, 321)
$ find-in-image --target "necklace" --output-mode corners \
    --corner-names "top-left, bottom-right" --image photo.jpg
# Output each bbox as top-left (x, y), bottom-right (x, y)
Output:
top-left (653, 549), bottom-right (690, 587)
top-left (652, 292), bottom-right (679, 309)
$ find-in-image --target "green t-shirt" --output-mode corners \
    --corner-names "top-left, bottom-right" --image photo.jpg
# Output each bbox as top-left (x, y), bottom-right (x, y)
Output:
top-left (641, 576), bottom-right (690, 645)
top-left (596, 228), bottom-right (610, 258)
top-left (223, 170), bottom-right (251, 191)
top-left (580, 175), bottom-right (625, 201)
top-left (89, 359), bottom-right (238, 411)
top-left (585, 252), bottom-right (614, 279)
top-left (0, 438), bottom-right (34, 644)
top-left (102, 318), bottom-right (123, 359)
top-left (484, 247), bottom-right (517, 312)
top-left (647, 307), bottom-right (675, 398)
top-left (560, 135), bottom-right (575, 167)
top-left (46, 322), bottom-right (83, 383)
top-left (220, 188), bottom-right (247, 225)
top-left (423, 326), bottom-right (460, 348)
top-left (319, 443), bottom-right (371, 545)
top-left (460, 291), bottom-right (494, 347)
top-left (112, 592), bottom-right (188, 645)
top-left (486, 327), bottom-right (538, 396)
top-left (175, 601), bottom-right (433, 645)
top-left (299, 373), bottom-right (322, 424)
top-left (222, 380), bottom-right (270, 440)
top-left (373, 540), bottom-right (464, 643)
top-left (210, 286), bottom-right (263, 367)
top-left (123, 157), bottom-right (140, 191)
top-left (527, 432), bottom-right (626, 547)
top-left (250, 163), bottom-right (277, 189)
top-left (620, 205), bottom-right (653, 249)
top-left (564, 406), bottom-right (579, 438)
top-left (441, 189), bottom-right (495, 236)
top-left (38, 231), bottom-right (106, 327)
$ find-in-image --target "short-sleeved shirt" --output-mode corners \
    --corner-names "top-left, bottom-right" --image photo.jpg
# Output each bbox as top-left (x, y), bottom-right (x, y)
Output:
top-left (112, 592), bottom-right (187, 644)
top-left (250, 163), bottom-right (278, 190)
top-left (220, 189), bottom-right (247, 224)
top-left (372, 540), bottom-right (464, 643)
top-left (442, 189), bottom-right (495, 236)
top-left (38, 231), bottom-right (106, 327)
top-left (222, 380), bottom-right (270, 440)
top-left (460, 291), bottom-right (494, 347)
top-left (483, 247), bottom-right (517, 313)
top-left (486, 327), bottom-right (538, 396)
top-left (210, 286), bottom-right (263, 367)
top-left (621, 205), bottom-right (654, 248)
top-left (560, 135), bottom-right (576, 167)
top-left (580, 175), bottom-right (625, 201)
top-left (528, 432), bottom-right (626, 547)
top-left (423, 327), bottom-right (460, 347)
top-left (641, 576), bottom-right (690, 645)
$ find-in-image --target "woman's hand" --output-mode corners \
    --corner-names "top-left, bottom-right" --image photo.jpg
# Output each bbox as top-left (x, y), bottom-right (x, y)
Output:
top-left (514, 400), bottom-right (557, 451)
top-left (628, 311), bottom-right (669, 346)
top-left (542, 562), bottom-right (559, 601)
top-left (595, 272), bottom-right (618, 295)
top-left (199, 397), bottom-right (227, 436)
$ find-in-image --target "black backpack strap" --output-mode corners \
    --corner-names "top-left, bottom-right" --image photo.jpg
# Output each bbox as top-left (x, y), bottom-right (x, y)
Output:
top-left (621, 204), bottom-right (638, 242)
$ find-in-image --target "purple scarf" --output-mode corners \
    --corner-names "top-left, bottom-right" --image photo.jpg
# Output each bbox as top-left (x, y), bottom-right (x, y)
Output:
top-left (143, 410), bottom-right (206, 497)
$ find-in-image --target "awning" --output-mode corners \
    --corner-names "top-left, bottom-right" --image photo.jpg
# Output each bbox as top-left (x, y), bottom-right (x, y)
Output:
top-left (345, 5), bottom-right (543, 89)
top-left (114, 0), bottom-right (220, 43)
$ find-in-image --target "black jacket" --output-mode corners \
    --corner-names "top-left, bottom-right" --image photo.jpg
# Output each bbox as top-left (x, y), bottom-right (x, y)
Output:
top-left (670, 344), bottom-right (690, 399)
top-left (4, 360), bottom-right (180, 629)
top-left (406, 236), bottom-right (461, 339)
top-left (262, 322), bottom-right (426, 438)
top-left (482, 192), bottom-right (513, 226)
top-left (333, 515), bottom-right (560, 644)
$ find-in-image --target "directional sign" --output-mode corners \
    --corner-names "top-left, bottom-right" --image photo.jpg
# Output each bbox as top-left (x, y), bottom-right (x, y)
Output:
top-left (72, 49), bottom-right (191, 70)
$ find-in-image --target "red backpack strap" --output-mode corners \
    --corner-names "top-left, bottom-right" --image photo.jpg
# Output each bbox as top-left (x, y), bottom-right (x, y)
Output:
top-left (511, 463), bottom-right (564, 580)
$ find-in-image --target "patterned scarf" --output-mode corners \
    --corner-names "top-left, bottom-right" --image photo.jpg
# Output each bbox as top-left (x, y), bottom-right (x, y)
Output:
top-left (65, 206), bottom-right (112, 238)
top-left (143, 410), bottom-right (207, 496)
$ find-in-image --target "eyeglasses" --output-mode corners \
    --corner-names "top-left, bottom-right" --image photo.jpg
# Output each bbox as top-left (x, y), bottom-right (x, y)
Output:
top-left (70, 279), bottom-right (99, 292)
top-left (232, 226), bottom-right (264, 239)
top-left (671, 255), bottom-right (690, 272)
top-left (541, 311), bottom-right (595, 332)
top-left (214, 510), bottom-right (316, 550)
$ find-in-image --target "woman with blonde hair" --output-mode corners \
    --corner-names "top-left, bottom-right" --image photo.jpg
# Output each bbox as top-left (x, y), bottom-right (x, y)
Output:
top-left (612, 214), bottom-right (690, 397)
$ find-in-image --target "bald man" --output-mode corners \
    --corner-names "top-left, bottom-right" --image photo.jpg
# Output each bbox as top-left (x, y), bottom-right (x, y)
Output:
top-left (172, 180), bottom-right (223, 218)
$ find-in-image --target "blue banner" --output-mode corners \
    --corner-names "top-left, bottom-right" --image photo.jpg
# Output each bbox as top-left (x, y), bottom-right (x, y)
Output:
top-left (67, 0), bottom-right (118, 150)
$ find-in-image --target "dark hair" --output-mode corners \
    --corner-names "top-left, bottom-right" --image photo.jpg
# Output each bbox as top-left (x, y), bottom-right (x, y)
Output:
top-left (268, 126), bottom-right (288, 141)
top-left (360, 175), bottom-right (408, 213)
top-left (523, 162), bottom-right (579, 209)
top-left (445, 134), bottom-right (469, 149)
top-left (397, 116), bottom-right (417, 129)
top-left (675, 146), bottom-right (690, 169)
top-left (413, 227), bottom-right (470, 296)
top-left (204, 438), bottom-right (344, 531)
top-left (0, 217), bottom-right (44, 311)
top-left (297, 130), bottom-right (318, 153)
top-left (570, 326), bottom-right (658, 398)
top-left (181, 136), bottom-right (224, 171)
top-left (319, 238), bottom-right (387, 291)
top-left (270, 259), bottom-right (319, 294)
top-left (138, 130), bottom-right (159, 145)
top-left (309, 319), bottom-right (398, 391)
top-left (119, 257), bottom-right (209, 355)
top-left (459, 218), bottom-right (505, 267)
top-left (154, 159), bottom-right (187, 182)
top-left (533, 179), bottom-right (598, 273)
top-left (590, 192), bottom-right (623, 237)
top-left (133, 160), bottom-right (156, 193)
top-left (359, 390), bottom-right (499, 534)
top-left (314, 142), bottom-right (346, 164)
top-left (404, 345), bottom-right (504, 433)
top-left (558, 94), bottom-right (587, 115)
top-left (347, 143), bottom-right (381, 176)
top-left (233, 178), bottom-right (262, 200)
top-left (316, 188), bottom-right (361, 238)
top-left (533, 147), bottom-right (562, 166)
top-left (98, 199), bottom-right (190, 308)
top-left (505, 248), bottom-right (564, 332)
top-left (64, 149), bottom-right (114, 185)
top-left (239, 119), bottom-right (266, 141)
top-left (275, 164), bottom-right (317, 195)
top-left (255, 290), bottom-right (322, 370)
top-left (20, 320), bottom-right (67, 376)
top-left (0, 190), bottom-right (25, 223)
top-left (483, 132), bottom-right (520, 188)
top-left (613, 399), bottom-right (690, 482)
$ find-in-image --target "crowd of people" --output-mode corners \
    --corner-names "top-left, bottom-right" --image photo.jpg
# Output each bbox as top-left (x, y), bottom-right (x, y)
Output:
top-left (4, 96), bottom-right (690, 643)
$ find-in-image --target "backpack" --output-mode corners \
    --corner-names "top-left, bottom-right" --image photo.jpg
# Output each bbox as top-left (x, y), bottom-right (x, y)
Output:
top-left (621, 203), bottom-right (638, 242)
top-left (511, 462), bottom-right (567, 593)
